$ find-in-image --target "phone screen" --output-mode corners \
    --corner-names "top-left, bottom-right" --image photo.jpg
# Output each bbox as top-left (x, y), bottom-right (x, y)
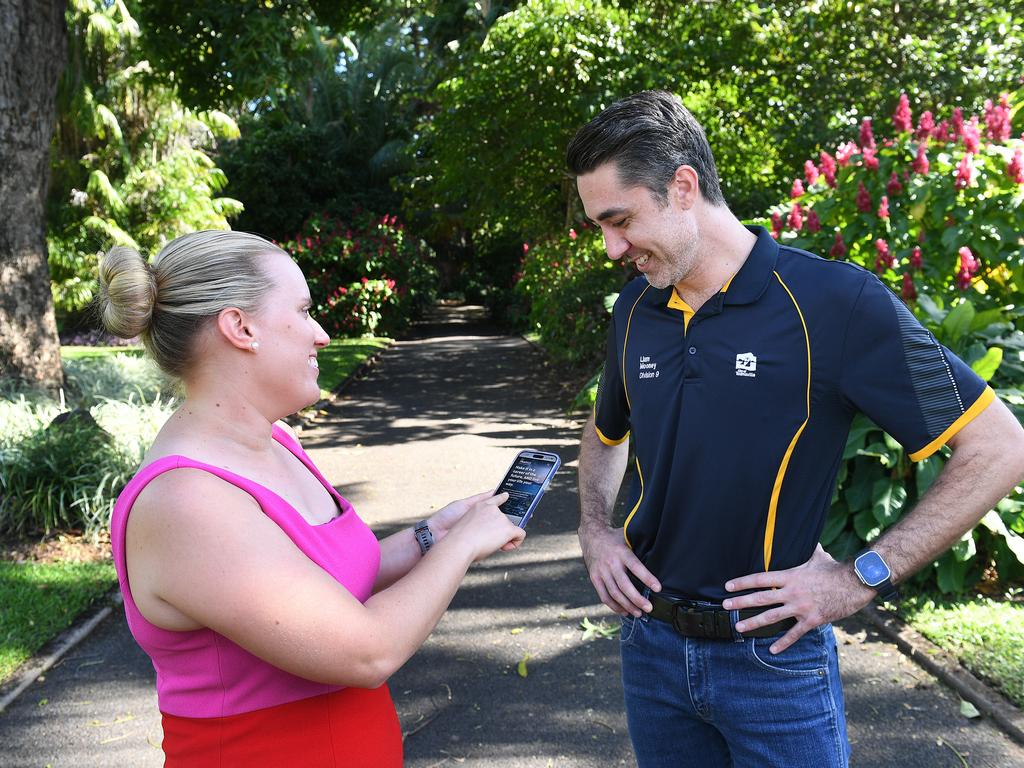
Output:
top-left (497, 453), bottom-right (558, 523)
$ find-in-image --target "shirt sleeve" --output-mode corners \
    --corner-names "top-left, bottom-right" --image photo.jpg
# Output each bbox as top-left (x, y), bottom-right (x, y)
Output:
top-left (839, 273), bottom-right (993, 461)
top-left (593, 318), bottom-right (630, 446)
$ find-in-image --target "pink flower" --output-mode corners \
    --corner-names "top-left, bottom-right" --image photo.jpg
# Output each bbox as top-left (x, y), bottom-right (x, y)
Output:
top-left (893, 93), bottom-right (913, 133)
top-left (916, 110), bottom-right (935, 140)
top-left (804, 160), bottom-right (820, 187)
top-left (961, 117), bottom-right (981, 154)
top-left (913, 144), bottom-right (930, 175)
top-left (954, 155), bottom-right (973, 189)
top-left (523, 242), bottom-right (530, 253)
top-left (791, 178), bottom-right (805, 199)
top-left (788, 203), bottom-right (804, 231)
top-left (859, 117), bottom-right (876, 150)
top-left (771, 212), bottom-right (783, 239)
top-left (886, 172), bottom-right (903, 197)
top-left (932, 120), bottom-right (953, 143)
top-left (910, 246), bottom-right (923, 270)
top-left (829, 231), bottom-right (847, 258)
top-left (874, 239), bottom-right (893, 273)
top-left (959, 246), bottom-right (979, 275)
top-left (952, 107), bottom-right (964, 138)
top-left (862, 147), bottom-right (879, 171)
top-left (856, 181), bottom-right (873, 213)
top-left (819, 151), bottom-right (837, 187)
top-left (1008, 149), bottom-right (1024, 184)
top-left (877, 195), bottom-right (890, 219)
top-left (807, 209), bottom-right (821, 233)
top-left (569, 228), bottom-right (578, 240)
top-left (901, 272), bottom-right (917, 301)
top-left (836, 141), bottom-right (858, 166)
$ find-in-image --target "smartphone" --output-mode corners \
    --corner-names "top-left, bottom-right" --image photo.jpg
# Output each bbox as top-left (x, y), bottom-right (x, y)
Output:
top-left (495, 450), bottom-right (561, 528)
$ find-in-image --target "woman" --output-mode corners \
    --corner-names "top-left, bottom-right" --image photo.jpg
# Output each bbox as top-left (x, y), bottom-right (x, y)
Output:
top-left (98, 230), bottom-right (524, 766)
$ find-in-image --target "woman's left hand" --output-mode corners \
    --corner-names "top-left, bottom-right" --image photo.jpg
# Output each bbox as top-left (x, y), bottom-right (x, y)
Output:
top-left (429, 490), bottom-right (498, 542)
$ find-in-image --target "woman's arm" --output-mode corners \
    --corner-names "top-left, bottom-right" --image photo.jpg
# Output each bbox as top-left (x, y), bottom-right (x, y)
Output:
top-left (127, 471), bottom-right (523, 689)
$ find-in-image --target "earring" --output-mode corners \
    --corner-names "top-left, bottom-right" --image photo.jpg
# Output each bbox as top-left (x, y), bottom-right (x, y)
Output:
top-left (250, 341), bottom-right (260, 351)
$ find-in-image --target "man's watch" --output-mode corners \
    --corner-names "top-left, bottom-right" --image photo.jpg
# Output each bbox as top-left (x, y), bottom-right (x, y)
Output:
top-left (414, 520), bottom-right (434, 556)
top-left (853, 549), bottom-right (900, 604)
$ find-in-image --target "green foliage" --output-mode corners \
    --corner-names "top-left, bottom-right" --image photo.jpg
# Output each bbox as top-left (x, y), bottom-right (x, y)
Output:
top-left (48, 0), bottom-right (243, 322)
top-left (899, 594), bottom-right (1024, 708)
top-left (0, 560), bottom-right (116, 683)
top-left (515, 226), bottom-right (625, 366)
top-left (280, 212), bottom-right (438, 337)
top-left (315, 338), bottom-right (392, 398)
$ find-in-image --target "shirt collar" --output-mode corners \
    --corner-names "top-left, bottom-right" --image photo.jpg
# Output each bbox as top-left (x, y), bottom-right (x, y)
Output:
top-left (722, 226), bottom-right (779, 305)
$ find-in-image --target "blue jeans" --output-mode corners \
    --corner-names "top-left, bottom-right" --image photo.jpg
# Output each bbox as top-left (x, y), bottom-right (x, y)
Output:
top-left (620, 610), bottom-right (850, 768)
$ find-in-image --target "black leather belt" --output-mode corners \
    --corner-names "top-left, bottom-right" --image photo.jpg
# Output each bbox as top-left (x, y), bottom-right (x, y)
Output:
top-left (636, 579), bottom-right (796, 640)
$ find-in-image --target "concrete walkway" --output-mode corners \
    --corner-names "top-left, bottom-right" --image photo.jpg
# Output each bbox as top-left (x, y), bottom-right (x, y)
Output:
top-left (1, 304), bottom-right (1022, 767)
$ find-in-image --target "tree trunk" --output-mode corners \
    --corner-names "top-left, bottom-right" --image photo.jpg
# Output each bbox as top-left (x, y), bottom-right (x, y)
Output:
top-left (0, 0), bottom-right (67, 392)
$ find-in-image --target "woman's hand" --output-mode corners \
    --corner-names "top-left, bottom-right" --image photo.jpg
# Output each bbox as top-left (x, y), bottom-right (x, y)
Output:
top-left (443, 492), bottom-right (525, 561)
top-left (428, 490), bottom-right (499, 542)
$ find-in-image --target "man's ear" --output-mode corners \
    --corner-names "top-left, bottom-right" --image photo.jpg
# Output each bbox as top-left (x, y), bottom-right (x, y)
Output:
top-left (670, 165), bottom-right (701, 210)
top-left (216, 307), bottom-right (258, 352)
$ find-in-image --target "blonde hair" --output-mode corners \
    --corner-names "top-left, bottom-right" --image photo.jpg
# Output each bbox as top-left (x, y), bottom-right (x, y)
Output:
top-left (97, 231), bottom-right (281, 377)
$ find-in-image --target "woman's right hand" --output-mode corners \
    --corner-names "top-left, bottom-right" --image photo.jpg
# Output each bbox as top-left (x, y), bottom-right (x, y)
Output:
top-left (444, 492), bottom-right (525, 561)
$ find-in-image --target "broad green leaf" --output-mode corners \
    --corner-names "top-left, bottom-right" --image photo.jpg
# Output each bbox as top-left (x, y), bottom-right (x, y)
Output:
top-left (915, 456), bottom-right (942, 495)
top-left (970, 347), bottom-right (1002, 382)
top-left (941, 301), bottom-right (975, 344)
top-left (979, 510), bottom-right (1024, 565)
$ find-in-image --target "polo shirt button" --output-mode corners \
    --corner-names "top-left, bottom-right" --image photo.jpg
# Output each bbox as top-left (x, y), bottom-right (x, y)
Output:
top-left (688, 346), bottom-right (697, 355)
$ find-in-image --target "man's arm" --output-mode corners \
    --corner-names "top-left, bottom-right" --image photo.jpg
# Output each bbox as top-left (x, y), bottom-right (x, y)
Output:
top-left (723, 397), bottom-right (1024, 653)
top-left (578, 412), bottom-right (660, 616)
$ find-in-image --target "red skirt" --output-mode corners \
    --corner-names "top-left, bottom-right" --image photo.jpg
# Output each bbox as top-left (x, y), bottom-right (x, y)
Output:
top-left (161, 684), bottom-right (402, 767)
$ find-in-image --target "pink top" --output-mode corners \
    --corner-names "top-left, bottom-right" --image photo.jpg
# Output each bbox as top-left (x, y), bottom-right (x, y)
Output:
top-left (110, 425), bottom-right (381, 718)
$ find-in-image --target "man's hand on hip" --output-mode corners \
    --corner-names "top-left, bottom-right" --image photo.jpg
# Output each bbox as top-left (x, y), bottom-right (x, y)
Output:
top-left (722, 544), bottom-right (875, 654)
top-left (579, 524), bottom-right (661, 617)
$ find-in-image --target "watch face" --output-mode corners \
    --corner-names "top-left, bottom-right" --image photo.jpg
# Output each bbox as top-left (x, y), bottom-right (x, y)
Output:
top-left (855, 551), bottom-right (890, 587)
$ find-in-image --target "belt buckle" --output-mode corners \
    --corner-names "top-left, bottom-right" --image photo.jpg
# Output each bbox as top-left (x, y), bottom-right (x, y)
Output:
top-left (670, 603), bottom-right (712, 639)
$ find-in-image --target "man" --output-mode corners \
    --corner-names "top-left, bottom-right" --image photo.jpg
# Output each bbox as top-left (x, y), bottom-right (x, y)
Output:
top-left (569, 90), bottom-right (1024, 767)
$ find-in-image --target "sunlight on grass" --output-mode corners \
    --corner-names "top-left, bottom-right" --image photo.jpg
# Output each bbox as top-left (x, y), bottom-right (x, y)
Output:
top-left (316, 338), bottom-right (391, 398)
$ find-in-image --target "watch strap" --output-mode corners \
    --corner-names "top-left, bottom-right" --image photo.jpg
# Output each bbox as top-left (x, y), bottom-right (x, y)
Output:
top-left (414, 520), bottom-right (434, 555)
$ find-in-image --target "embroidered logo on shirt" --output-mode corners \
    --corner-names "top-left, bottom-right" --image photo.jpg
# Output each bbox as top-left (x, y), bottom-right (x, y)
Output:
top-left (639, 354), bottom-right (660, 379)
top-left (735, 352), bottom-right (757, 378)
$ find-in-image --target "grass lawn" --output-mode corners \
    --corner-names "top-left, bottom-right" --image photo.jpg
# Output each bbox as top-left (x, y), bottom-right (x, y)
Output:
top-left (900, 595), bottom-right (1024, 708)
top-left (0, 560), bottom-right (116, 682)
top-left (61, 345), bottom-right (144, 360)
top-left (316, 337), bottom-right (391, 398)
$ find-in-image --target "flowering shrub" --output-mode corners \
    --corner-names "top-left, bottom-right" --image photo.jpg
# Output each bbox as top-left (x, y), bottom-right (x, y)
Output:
top-left (763, 91), bottom-right (1024, 593)
top-left (514, 227), bottom-right (627, 366)
top-left (280, 212), bottom-right (438, 337)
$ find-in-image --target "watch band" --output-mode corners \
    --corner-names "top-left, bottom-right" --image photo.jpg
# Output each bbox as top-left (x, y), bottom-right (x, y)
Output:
top-left (414, 520), bottom-right (434, 555)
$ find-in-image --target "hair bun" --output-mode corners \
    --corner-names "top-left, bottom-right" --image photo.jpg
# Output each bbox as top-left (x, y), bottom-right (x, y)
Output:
top-left (97, 245), bottom-right (157, 339)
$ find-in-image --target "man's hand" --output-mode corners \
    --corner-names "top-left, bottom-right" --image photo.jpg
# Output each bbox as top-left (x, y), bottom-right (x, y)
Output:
top-left (722, 544), bottom-right (876, 654)
top-left (579, 524), bottom-right (661, 616)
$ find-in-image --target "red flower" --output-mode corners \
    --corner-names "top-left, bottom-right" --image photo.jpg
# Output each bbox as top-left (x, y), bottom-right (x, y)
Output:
top-left (862, 147), bottom-right (879, 171)
top-left (836, 141), bottom-right (858, 166)
top-left (932, 120), bottom-right (953, 143)
top-left (954, 155), bottom-right (973, 189)
top-left (877, 195), bottom-right (890, 219)
top-left (791, 178), bottom-right (805, 199)
top-left (961, 117), bottom-right (981, 154)
top-left (859, 117), bottom-right (876, 150)
top-left (787, 203), bottom-right (804, 231)
top-left (771, 211), bottom-right (783, 239)
top-left (874, 239), bottom-right (892, 270)
top-left (856, 181), bottom-right (872, 213)
top-left (819, 151), bottom-right (837, 187)
top-left (915, 110), bottom-right (935, 140)
top-left (959, 246), bottom-right (979, 276)
top-left (901, 272), bottom-right (917, 301)
top-left (952, 107), bottom-right (964, 138)
top-left (892, 93), bottom-right (913, 133)
top-left (569, 228), bottom-right (578, 240)
top-left (910, 246), bottom-right (923, 269)
top-left (886, 172), bottom-right (903, 197)
top-left (807, 209), bottom-right (821, 233)
top-left (829, 231), bottom-right (847, 258)
top-left (523, 243), bottom-right (530, 253)
top-left (913, 144), bottom-right (930, 175)
top-left (1008, 149), bottom-right (1024, 184)
top-left (984, 93), bottom-right (1012, 141)
top-left (804, 160), bottom-right (820, 187)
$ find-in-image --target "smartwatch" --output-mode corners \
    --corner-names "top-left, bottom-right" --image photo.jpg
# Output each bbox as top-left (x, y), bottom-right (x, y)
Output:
top-left (414, 520), bottom-right (434, 555)
top-left (853, 549), bottom-right (900, 604)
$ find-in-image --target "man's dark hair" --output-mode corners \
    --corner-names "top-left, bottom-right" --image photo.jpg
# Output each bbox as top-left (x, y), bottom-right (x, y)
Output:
top-left (566, 90), bottom-right (726, 206)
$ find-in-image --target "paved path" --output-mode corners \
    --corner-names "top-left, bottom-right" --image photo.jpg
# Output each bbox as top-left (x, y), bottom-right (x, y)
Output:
top-left (2, 304), bottom-right (1023, 767)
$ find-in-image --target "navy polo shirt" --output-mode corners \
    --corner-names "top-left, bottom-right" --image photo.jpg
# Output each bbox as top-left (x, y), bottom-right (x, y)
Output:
top-left (594, 226), bottom-right (993, 601)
